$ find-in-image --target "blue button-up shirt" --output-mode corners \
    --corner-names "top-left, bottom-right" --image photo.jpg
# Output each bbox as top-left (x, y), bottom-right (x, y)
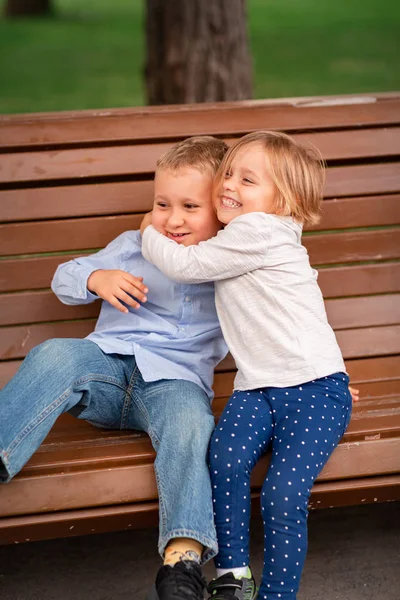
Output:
top-left (51, 231), bottom-right (227, 399)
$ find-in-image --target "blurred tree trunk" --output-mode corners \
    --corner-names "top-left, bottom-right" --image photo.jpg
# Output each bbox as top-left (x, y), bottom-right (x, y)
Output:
top-left (4, 0), bottom-right (53, 17)
top-left (145, 0), bottom-right (253, 105)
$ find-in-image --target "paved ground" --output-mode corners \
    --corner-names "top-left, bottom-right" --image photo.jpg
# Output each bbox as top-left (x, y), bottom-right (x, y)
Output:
top-left (1, 502), bottom-right (399, 600)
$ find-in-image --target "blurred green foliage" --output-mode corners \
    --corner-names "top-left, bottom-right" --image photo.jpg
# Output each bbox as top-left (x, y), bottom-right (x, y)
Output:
top-left (0, 0), bottom-right (399, 114)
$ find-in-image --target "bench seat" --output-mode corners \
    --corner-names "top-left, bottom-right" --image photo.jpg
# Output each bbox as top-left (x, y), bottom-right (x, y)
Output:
top-left (0, 92), bottom-right (399, 544)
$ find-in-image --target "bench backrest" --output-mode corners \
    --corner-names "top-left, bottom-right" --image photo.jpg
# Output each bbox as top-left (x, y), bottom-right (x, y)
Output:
top-left (1, 93), bottom-right (400, 406)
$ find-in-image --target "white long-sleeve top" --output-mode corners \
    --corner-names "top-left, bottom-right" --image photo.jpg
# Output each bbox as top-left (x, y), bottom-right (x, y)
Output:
top-left (142, 212), bottom-right (346, 390)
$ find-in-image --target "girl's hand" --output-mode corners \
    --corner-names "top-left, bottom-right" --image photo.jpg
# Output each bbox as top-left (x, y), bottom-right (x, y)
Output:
top-left (140, 212), bottom-right (153, 236)
top-left (87, 269), bottom-right (148, 313)
top-left (349, 386), bottom-right (360, 402)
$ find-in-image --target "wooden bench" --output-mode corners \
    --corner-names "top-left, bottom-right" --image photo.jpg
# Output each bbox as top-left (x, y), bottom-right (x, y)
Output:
top-left (1, 92), bottom-right (399, 545)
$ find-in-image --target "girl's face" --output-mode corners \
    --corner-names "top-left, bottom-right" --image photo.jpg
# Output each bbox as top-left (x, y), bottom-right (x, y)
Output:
top-left (215, 142), bottom-right (277, 225)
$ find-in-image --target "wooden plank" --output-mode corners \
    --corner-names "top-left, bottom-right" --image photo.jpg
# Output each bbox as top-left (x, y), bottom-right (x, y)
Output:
top-left (1, 288), bottom-right (399, 330)
top-left (1, 94), bottom-right (398, 148)
top-left (2, 212), bottom-right (400, 258)
top-left (317, 263), bottom-right (400, 299)
top-left (308, 194), bottom-right (400, 232)
top-left (1, 475), bottom-right (398, 544)
top-left (0, 215), bottom-right (141, 256)
top-left (0, 320), bottom-right (96, 360)
top-left (2, 355), bottom-right (400, 394)
top-left (337, 325), bottom-right (400, 359)
top-left (0, 254), bottom-right (83, 293)
top-left (2, 128), bottom-right (399, 184)
top-left (0, 181), bottom-right (154, 223)
top-left (0, 432), bottom-right (398, 518)
top-left (250, 438), bottom-right (400, 488)
top-left (306, 229), bottom-right (400, 265)
top-left (325, 163), bottom-right (400, 197)
top-left (325, 294), bottom-right (400, 330)
top-left (2, 254), bottom-right (399, 298)
top-left (1, 321), bottom-right (399, 366)
top-left (0, 502), bottom-right (160, 545)
top-left (0, 290), bottom-right (100, 326)
top-left (213, 371), bottom-right (400, 402)
top-left (1, 185), bottom-right (399, 229)
top-left (345, 356), bottom-right (400, 383)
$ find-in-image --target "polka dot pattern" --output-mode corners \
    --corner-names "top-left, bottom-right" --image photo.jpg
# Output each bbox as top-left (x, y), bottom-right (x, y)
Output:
top-left (209, 373), bottom-right (351, 599)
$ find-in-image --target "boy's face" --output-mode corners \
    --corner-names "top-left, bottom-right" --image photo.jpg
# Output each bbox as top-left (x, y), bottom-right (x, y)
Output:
top-left (215, 142), bottom-right (277, 225)
top-left (152, 167), bottom-right (221, 246)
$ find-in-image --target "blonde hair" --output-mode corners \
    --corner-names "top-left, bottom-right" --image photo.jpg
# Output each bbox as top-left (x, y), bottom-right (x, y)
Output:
top-left (156, 136), bottom-right (228, 177)
top-left (214, 131), bottom-right (325, 226)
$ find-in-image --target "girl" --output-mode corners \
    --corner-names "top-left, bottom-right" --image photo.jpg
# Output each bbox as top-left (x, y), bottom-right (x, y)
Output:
top-left (141, 131), bottom-right (354, 600)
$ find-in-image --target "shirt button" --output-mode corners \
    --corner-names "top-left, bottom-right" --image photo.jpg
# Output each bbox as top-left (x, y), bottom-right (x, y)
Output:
top-left (184, 296), bottom-right (191, 302)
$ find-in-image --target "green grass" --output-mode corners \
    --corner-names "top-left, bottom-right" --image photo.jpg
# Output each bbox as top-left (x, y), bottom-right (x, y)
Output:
top-left (0, 0), bottom-right (399, 114)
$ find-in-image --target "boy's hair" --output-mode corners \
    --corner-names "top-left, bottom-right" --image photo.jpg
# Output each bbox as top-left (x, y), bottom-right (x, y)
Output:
top-left (214, 131), bottom-right (325, 226)
top-left (156, 136), bottom-right (229, 176)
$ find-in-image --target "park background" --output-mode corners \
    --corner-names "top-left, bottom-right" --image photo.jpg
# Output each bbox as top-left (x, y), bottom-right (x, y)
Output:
top-left (0, 0), bottom-right (399, 115)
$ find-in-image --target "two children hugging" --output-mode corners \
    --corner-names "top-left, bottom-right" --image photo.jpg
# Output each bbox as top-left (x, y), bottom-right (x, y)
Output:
top-left (142, 131), bottom-right (358, 600)
top-left (0, 133), bottom-right (357, 600)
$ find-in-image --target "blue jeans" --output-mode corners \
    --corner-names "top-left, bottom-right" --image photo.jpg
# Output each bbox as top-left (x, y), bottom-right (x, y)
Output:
top-left (0, 338), bottom-right (217, 562)
top-left (210, 373), bottom-right (352, 599)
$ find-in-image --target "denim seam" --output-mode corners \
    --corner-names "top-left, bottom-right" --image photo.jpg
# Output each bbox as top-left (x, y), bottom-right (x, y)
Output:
top-left (120, 364), bottom-right (139, 429)
top-left (5, 373), bottom-right (127, 459)
top-left (123, 380), bottom-right (167, 529)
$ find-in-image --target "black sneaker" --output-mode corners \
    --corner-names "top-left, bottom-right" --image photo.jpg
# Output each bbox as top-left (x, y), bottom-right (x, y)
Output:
top-left (207, 571), bottom-right (257, 600)
top-left (147, 560), bottom-right (206, 600)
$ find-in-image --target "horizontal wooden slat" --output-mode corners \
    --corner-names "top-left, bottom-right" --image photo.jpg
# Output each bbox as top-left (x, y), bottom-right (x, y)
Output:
top-left (2, 128), bottom-right (399, 184)
top-left (0, 290), bottom-right (100, 326)
top-left (1, 318), bottom-right (399, 362)
top-left (325, 163), bottom-right (400, 197)
top-left (306, 228), bottom-right (400, 265)
top-left (346, 356), bottom-right (400, 383)
top-left (250, 438), bottom-right (400, 485)
top-left (0, 427), bottom-right (398, 518)
top-left (1, 185), bottom-right (399, 231)
top-left (0, 214), bottom-right (141, 255)
top-left (325, 294), bottom-right (400, 330)
top-left (1, 210), bottom-right (400, 258)
top-left (1, 93), bottom-right (398, 148)
top-left (2, 355), bottom-right (399, 392)
top-left (2, 474), bottom-right (399, 544)
top-left (213, 371), bottom-right (400, 402)
top-left (316, 263), bottom-right (400, 299)
top-left (337, 325), bottom-right (400, 359)
top-left (0, 181), bottom-right (154, 222)
top-left (2, 255), bottom-right (399, 298)
top-left (0, 320), bottom-right (96, 360)
top-left (0, 502), bottom-right (161, 545)
top-left (308, 194), bottom-right (400, 231)
top-left (1, 288), bottom-right (399, 330)
top-left (0, 254), bottom-right (83, 293)
top-left (2, 475), bottom-right (399, 545)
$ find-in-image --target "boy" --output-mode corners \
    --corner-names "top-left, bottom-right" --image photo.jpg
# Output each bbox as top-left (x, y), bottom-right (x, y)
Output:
top-left (0, 136), bottom-right (228, 600)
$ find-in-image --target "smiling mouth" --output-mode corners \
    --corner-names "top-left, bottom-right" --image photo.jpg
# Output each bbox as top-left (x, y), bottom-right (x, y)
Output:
top-left (167, 232), bottom-right (190, 241)
top-left (221, 196), bottom-right (242, 209)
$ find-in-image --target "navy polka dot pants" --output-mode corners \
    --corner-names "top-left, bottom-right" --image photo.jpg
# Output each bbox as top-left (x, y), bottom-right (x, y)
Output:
top-left (209, 373), bottom-right (352, 600)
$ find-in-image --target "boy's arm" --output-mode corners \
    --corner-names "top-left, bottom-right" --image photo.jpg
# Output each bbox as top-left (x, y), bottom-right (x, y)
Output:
top-left (51, 232), bottom-right (147, 310)
top-left (142, 214), bottom-right (270, 284)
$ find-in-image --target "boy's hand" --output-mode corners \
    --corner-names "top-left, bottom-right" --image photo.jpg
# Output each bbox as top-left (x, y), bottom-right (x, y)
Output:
top-left (349, 386), bottom-right (360, 402)
top-left (140, 211), bottom-right (153, 236)
top-left (87, 270), bottom-right (148, 313)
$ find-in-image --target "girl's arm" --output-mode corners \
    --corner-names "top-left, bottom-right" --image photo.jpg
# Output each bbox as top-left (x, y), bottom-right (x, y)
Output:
top-left (142, 213), bottom-right (270, 284)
